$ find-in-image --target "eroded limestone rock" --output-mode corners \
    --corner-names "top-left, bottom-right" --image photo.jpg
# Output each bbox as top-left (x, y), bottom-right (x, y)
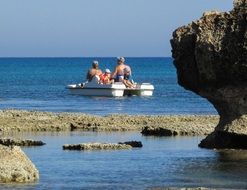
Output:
top-left (171, 0), bottom-right (247, 149)
top-left (0, 145), bottom-right (39, 183)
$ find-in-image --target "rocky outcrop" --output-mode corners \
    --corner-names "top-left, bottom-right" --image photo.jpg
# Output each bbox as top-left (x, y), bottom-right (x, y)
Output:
top-left (118, 141), bottom-right (143, 147)
top-left (141, 116), bottom-right (216, 136)
top-left (0, 138), bottom-right (45, 147)
top-left (63, 143), bottom-right (132, 151)
top-left (0, 145), bottom-right (39, 183)
top-left (171, 0), bottom-right (247, 149)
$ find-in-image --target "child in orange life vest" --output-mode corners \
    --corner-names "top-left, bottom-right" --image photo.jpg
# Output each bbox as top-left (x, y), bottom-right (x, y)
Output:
top-left (100, 69), bottom-right (113, 84)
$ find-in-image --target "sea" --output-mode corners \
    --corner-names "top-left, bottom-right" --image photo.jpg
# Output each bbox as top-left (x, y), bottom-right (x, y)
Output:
top-left (1, 58), bottom-right (247, 190)
top-left (0, 57), bottom-right (216, 115)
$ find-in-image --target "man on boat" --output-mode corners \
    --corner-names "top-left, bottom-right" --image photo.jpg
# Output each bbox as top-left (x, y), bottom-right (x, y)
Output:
top-left (86, 60), bottom-right (102, 82)
top-left (111, 57), bottom-right (132, 83)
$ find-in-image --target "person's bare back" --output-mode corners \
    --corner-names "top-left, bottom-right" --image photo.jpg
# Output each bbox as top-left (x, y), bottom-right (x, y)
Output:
top-left (86, 61), bottom-right (102, 82)
top-left (112, 57), bottom-right (127, 82)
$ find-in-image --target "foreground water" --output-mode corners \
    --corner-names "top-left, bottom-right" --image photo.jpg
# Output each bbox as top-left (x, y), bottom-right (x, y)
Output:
top-left (0, 57), bottom-right (216, 115)
top-left (1, 132), bottom-right (247, 190)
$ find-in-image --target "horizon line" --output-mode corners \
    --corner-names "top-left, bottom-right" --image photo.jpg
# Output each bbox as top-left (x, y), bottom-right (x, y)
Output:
top-left (0, 56), bottom-right (172, 59)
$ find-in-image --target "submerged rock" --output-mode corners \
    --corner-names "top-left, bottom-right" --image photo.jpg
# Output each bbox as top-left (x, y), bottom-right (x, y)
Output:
top-left (63, 143), bottom-right (132, 151)
top-left (0, 145), bottom-right (39, 183)
top-left (0, 138), bottom-right (45, 147)
top-left (118, 141), bottom-right (143, 147)
top-left (171, 0), bottom-right (247, 149)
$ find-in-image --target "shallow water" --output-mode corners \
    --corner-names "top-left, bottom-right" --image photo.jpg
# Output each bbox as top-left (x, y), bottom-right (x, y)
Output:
top-left (1, 132), bottom-right (247, 190)
top-left (0, 57), bottom-right (216, 115)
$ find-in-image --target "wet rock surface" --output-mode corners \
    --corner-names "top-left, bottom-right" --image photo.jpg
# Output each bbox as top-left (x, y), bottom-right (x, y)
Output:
top-left (142, 127), bottom-right (179, 136)
top-left (118, 141), bottom-right (143, 147)
top-left (171, 0), bottom-right (247, 149)
top-left (0, 138), bottom-right (45, 147)
top-left (0, 145), bottom-right (39, 183)
top-left (63, 143), bottom-right (132, 151)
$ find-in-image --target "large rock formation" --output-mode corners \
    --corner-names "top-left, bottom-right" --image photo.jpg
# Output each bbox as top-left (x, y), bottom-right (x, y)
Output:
top-left (0, 145), bottom-right (39, 183)
top-left (171, 0), bottom-right (247, 149)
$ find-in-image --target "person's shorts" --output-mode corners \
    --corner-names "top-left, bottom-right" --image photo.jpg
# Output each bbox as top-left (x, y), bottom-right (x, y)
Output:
top-left (115, 75), bottom-right (124, 82)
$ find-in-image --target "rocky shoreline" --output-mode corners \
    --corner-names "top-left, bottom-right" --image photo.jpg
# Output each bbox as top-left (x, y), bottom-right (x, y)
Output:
top-left (0, 109), bottom-right (219, 136)
top-left (0, 109), bottom-right (219, 183)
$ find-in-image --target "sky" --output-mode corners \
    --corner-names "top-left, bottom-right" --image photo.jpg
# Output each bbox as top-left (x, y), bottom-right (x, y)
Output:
top-left (0, 0), bottom-right (233, 57)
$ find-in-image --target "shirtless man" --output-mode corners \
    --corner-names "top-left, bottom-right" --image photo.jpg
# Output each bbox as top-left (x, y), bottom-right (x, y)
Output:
top-left (111, 57), bottom-right (130, 82)
top-left (86, 60), bottom-right (102, 82)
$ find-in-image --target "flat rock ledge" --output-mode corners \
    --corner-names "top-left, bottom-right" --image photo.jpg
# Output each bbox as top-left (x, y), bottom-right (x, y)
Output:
top-left (0, 110), bottom-right (218, 134)
top-left (0, 138), bottom-right (45, 147)
top-left (0, 144), bottom-right (39, 183)
top-left (63, 143), bottom-right (132, 151)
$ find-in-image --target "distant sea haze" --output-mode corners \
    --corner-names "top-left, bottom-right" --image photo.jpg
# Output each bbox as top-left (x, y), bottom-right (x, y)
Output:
top-left (0, 57), bottom-right (216, 115)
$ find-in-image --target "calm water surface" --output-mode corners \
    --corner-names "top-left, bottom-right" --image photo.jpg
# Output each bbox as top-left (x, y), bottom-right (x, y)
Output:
top-left (0, 57), bottom-right (216, 115)
top-left (1, 132), bottom-right (247, 190)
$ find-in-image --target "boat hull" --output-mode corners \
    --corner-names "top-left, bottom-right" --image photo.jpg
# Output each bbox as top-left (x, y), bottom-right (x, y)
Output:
top-left (67, 82), bottom-right (126, 97)
top-left (124, 83), bottom-right (154, 96)
top-left (68, 88), bottom-right (124, 97)
top-left (67, 82), bottom-right (154, 97)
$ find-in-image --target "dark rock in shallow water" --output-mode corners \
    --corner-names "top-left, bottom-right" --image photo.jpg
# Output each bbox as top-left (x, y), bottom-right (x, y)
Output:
top-left (118, 141), bottom-right (143, 147)
top-left (171, 0), bottom-right (247, 149)
top-left (0, 138), bottom-right (45, 147)
top-left (141, 127), bottom-right (179, 136)
top-left (63, 143), bottom-right (132, 151)
top-left (199, 131), bottom-right (247, 149)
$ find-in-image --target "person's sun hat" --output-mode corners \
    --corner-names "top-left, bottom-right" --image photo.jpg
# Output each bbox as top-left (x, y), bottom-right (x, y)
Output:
top-left (105, 68), bottom-right (111, 73)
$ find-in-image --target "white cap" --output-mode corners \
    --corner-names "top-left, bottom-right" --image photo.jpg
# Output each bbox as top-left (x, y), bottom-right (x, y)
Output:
top-left (92, 60), bottom-right (99, 65)
top-left (117, 57), bottom-right (125, 62)
top-left (105, 68), bottom-right (111, 73)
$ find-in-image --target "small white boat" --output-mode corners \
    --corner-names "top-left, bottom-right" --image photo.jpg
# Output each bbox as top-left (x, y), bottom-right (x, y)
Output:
top-left (67, 78), bottom-right (154, 97)
top-left (67, 82), bottom-right (126, 97)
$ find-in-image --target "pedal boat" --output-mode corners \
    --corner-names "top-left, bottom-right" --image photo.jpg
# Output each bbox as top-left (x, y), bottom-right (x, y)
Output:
top-left (67, 79), bottom-right (154, 97)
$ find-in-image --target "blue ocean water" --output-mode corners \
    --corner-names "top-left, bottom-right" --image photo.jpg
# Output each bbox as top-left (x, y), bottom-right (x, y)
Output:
top-left (0, 57), bottom-right (216, 115)
top-left (1, 132), bottom-right (247, 190)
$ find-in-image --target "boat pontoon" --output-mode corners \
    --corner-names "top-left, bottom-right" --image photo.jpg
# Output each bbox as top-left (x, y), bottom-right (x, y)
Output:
top-left (67, 81), bottom-right (154, 97)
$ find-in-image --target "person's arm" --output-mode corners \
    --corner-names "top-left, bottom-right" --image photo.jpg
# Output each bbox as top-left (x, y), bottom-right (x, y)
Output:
top-left (111, 66), bottom-right (118, 78)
